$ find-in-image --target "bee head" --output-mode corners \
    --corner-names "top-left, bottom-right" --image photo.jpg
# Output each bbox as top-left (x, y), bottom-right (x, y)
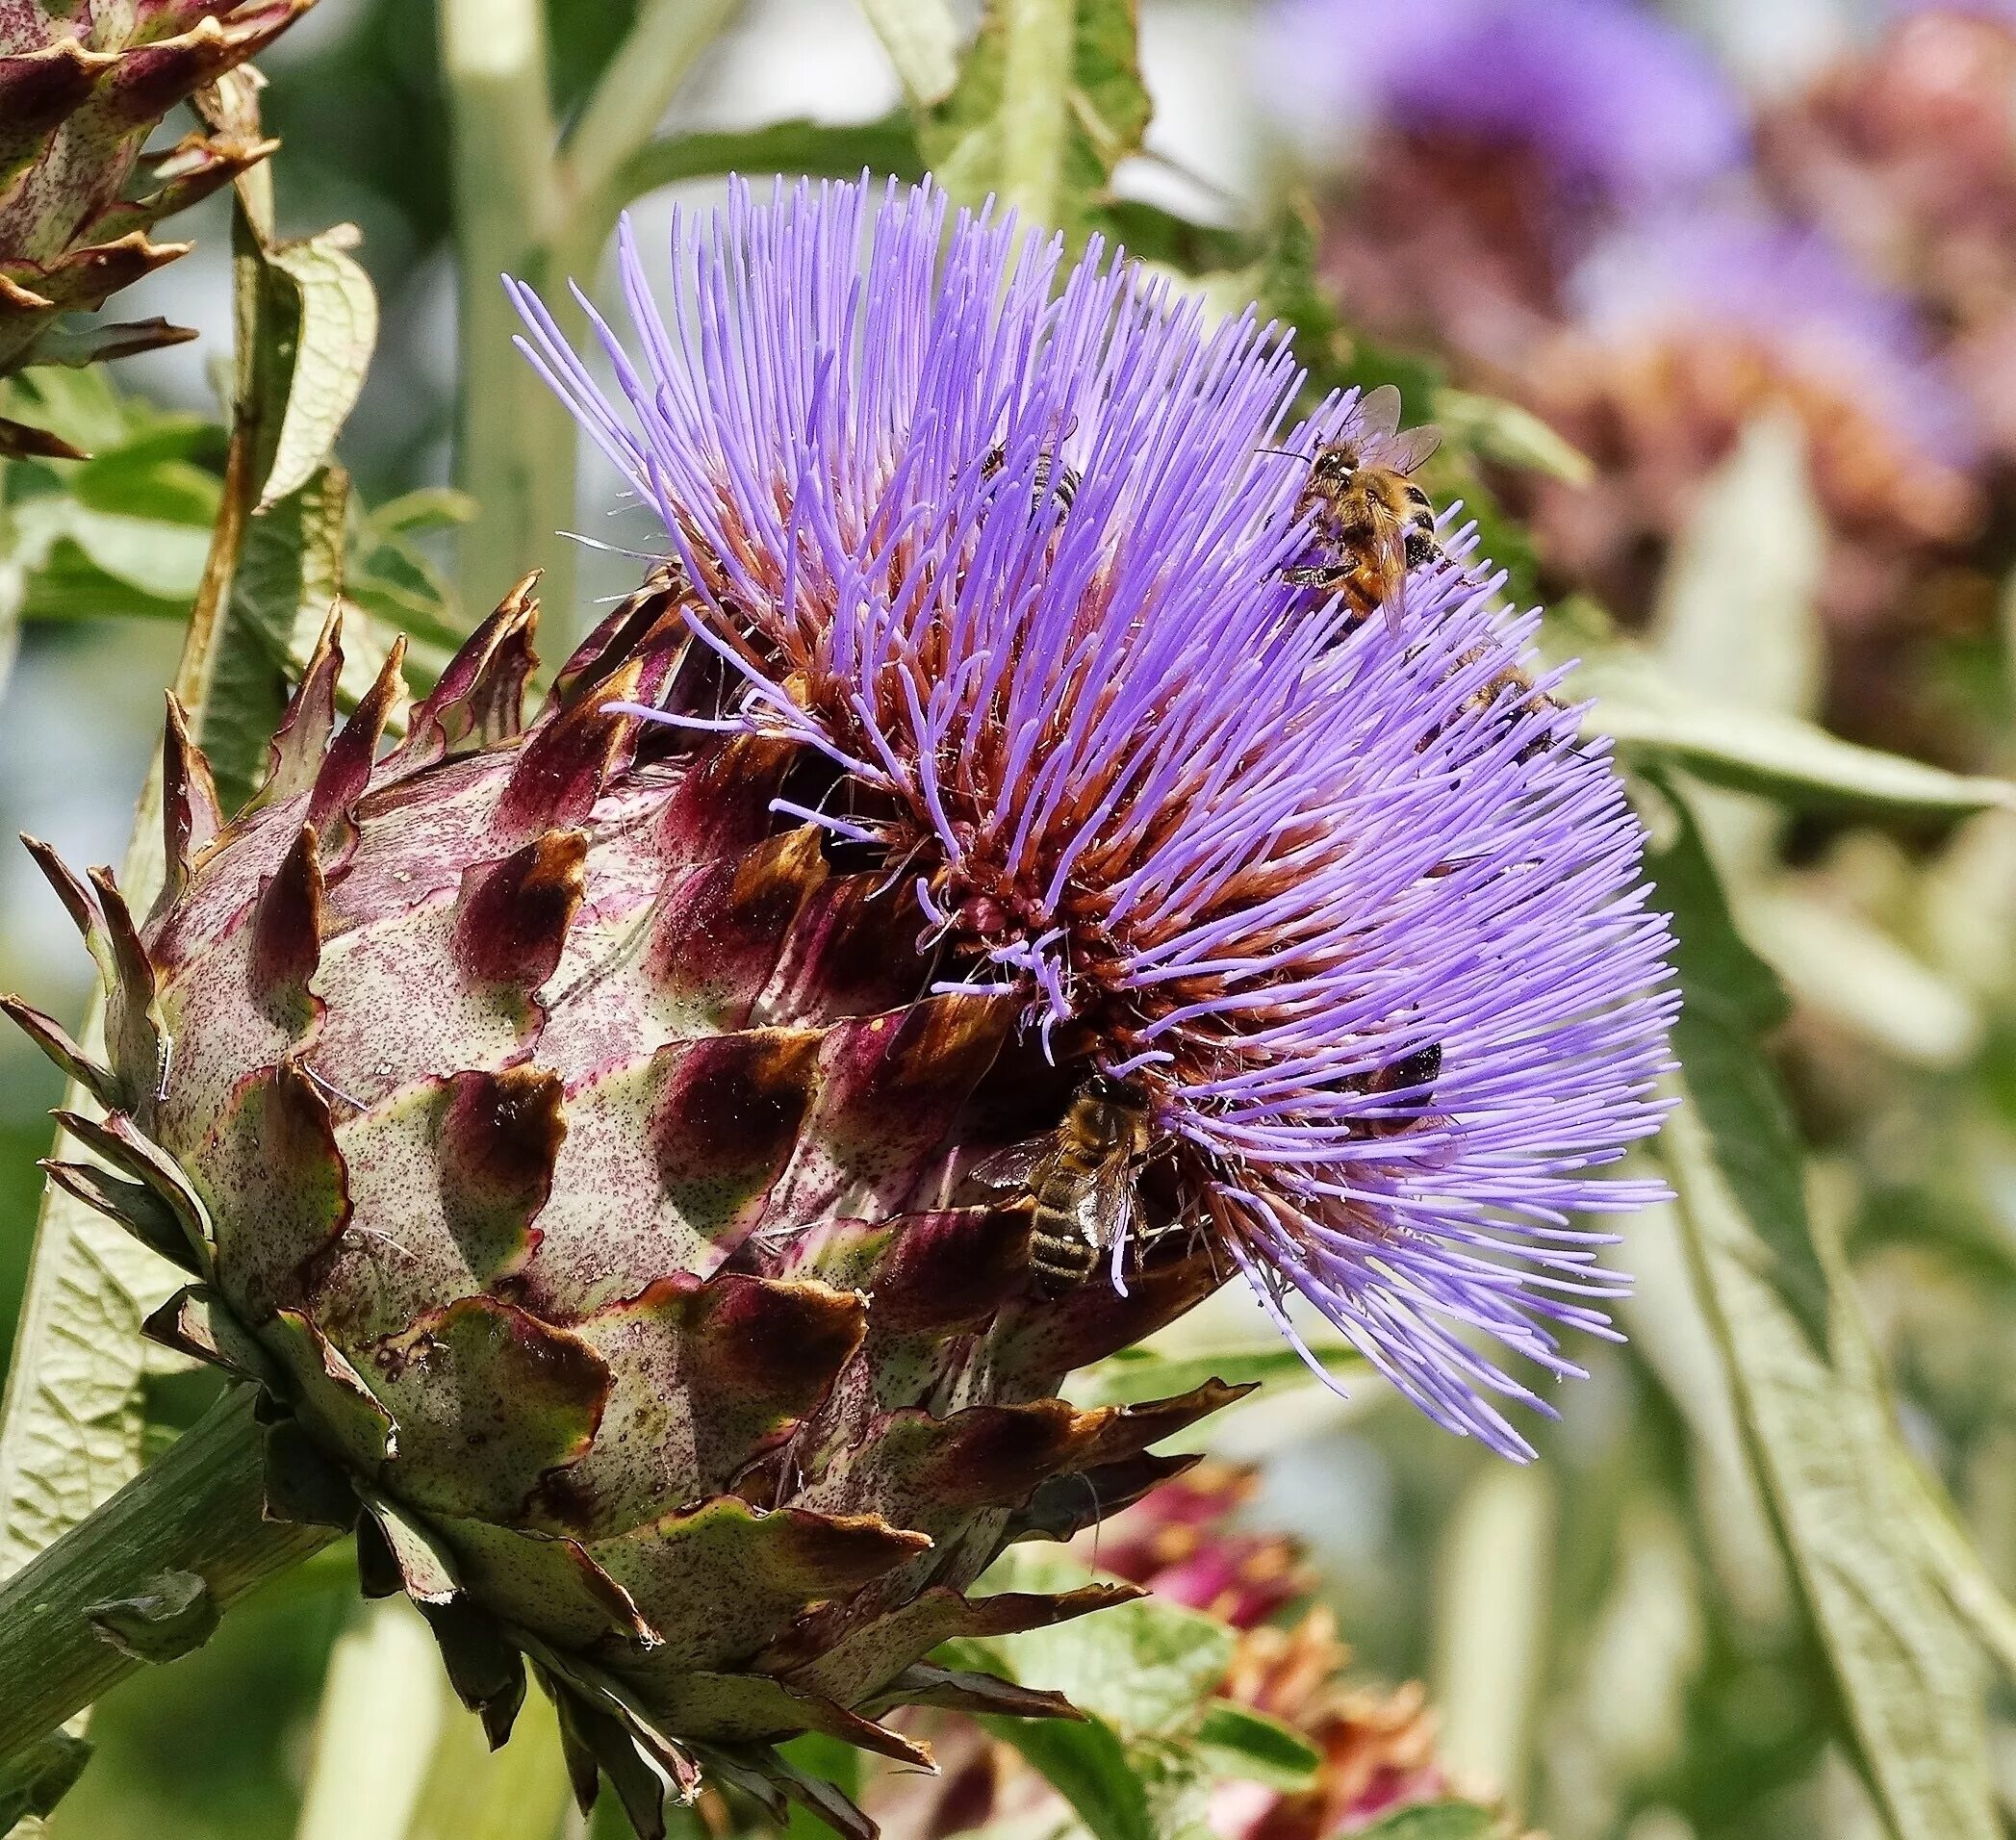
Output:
top-left (1310, 446), bottom-right (1358, 489)
top-left (1085, 1071), bottom-right (1148, 1112)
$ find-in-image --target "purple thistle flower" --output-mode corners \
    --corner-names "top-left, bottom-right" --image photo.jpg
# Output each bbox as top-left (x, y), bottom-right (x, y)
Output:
top-left (1569, 204), bottom-right (1983, 472)
top-left (1256, 0), bottom-right (1746, 205)
top-left (510, 176), bottom-right (1677, 1461)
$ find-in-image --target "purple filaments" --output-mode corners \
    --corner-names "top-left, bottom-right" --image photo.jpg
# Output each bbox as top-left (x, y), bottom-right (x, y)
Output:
top-left (511, 175), bottom-right (1677, 1460)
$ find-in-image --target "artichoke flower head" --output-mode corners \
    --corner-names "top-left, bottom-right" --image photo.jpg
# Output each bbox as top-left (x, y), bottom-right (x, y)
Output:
top-left (8, 177), bottom-right (1674, 1836)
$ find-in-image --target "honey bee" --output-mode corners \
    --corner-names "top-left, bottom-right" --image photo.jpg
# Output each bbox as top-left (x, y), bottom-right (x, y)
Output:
top-left (1362, 1043), bottom-right (1443, 1138)
top-left (980, 420), bottom-right (1081, 521)
top-left (970, 1074), bottom-right (1154, 1291)
top-left (1449, 646), bottom-right (1569, 747)
top-left (1280, 384), bottom-right (1445, 635)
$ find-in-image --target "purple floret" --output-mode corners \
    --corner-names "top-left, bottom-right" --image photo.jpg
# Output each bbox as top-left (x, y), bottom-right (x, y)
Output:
top-left (512, 175), bottom-right (1677, 1460)
top-left (1257, 0), bottom-right (1746, 202)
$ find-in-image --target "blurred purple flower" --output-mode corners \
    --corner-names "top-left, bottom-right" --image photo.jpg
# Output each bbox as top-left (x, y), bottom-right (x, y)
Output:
top-left (1258, 0), bottom-right (1746, 203)
top-left (511, 176), bottom-right (1676, 1460)
top-left (1569, 204), bottom-right (1983, 469)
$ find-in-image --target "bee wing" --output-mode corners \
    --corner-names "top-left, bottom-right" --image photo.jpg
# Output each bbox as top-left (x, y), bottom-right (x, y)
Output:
top-left (1370, 516), bottom-right (1412, 638)
top-left (1352, 383), bottom-right (1403, 442)
top-left (967, 1139), bottom-right (1048, 1193)
top-left (1376, 424), bottom-right (1442, 474)
top-left (1078, 1159), bottom-right (1139, 1256)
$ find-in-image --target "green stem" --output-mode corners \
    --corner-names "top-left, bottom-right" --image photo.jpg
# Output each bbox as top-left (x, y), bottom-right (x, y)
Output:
top-left (0, 1389), bottom-right (336, 1771)
top-left (995, 0), bottom-right (1074, 229)
top-left (554, 0), bottom-right (747, 232)
top-left (439, 0), bottom-right (576, 636)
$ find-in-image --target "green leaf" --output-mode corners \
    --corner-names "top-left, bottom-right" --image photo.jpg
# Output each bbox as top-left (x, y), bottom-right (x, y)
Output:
top-left (614, 113), bottom-right (925, 207)
top-left (1192, 1699), bottom-right (1321, 1791)
top-left (1356, 1805), bottom-right (1501, 1840)
top-left (920, 0), bottom-right (1151, 237)
top-left (13, 499), bottom-right (213, 604)
top-left (964, 1546), bottom-right (1236, 1736)
top-left (0, 174), bottom-right (361, 1731)
top-left (1581, 654), bottom-right (2016, 817)
top-left (295, 1599), bottom-right (447, 1840)
top-left (978, 1710), bottom-right (1154, 1840)
top-left (0, 1729), bottom-right (91, 1830)
top-left (257, 226), bottom-right (379, 512)
top-left (0, 368), bottom-right (129, 457)
top-left (1070, 1338), bottom-right (1366, 1408)
top-left (365, 487), bottom-right (479, 537)
top-left (1896, 1462), bottom-right (2016, 1706)
top-left (855, 0), bottom-right (961, 105)
top-left (199, 464), bottom-right (356, 812)
top-left (777, 1734), bottom-right (864, 1839)
top-left (1432, 388), bottom-right (1592, 484)
top-left (1651, 780), bottom-right (2000, 1840)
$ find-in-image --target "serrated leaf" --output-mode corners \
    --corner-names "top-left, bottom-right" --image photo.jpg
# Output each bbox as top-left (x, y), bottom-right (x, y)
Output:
top-left (1651, 781), bottom-right (1999, 1840)
top-left (200, 463), bottom-right (356, 811)
top-left (257, 227), bottom-right (378, 511)
top-left (967, 1546), bottom-right (1236, 1736)
top-left (921, 0), bottom-right (1150, 237)
top-left (1192, 1699), bottom-right (1320, 1790)
top-left (1582, 655), bottom-right (2016, 817)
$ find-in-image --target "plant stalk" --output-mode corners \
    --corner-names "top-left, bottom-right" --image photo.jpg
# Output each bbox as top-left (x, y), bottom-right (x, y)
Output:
top-left (554, 0), bottom-right (746, 234)
top-left (439, 0), bottom-right (577, 633)
top-left (0, 1388), bottom-right (336, 1771)
top-left (995, 0), bottom-right (1074, 230)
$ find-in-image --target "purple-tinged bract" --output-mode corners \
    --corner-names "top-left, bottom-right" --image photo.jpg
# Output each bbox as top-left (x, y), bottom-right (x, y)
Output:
top-left (513, 176), bottom-right (1677, 1460)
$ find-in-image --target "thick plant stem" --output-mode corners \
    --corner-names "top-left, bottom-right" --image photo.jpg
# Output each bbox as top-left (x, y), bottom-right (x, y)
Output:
top-left (0, 1388), bottom-right (335, 1770)
top-left (555, 0), bottom-right (746, 228)
top-left (440, 0), bottom-right (577, 634)
top-left (995, 0), bottom-right (1074, 231)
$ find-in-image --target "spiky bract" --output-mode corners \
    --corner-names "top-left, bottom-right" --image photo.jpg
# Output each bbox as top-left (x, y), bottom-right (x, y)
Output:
top-left (0, 0), bottom-right (314, 451)
top-left (9, 576), bottom-right (1237, 1838)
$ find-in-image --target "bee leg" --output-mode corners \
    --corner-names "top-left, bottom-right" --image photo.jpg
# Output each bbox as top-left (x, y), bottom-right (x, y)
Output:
top-left (1282, 562), bottom-right (1349, 589)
